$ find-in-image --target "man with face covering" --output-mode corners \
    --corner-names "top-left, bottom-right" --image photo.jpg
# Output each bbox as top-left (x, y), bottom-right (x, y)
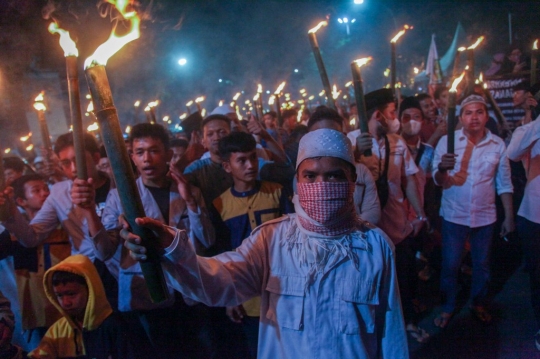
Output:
top-left (121, 129), bottom-right (408, 359)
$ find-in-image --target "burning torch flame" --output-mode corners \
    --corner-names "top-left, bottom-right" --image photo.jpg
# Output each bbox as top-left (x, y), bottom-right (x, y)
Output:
top-left (20, 133), bottom-right (32, 142)
top-left (353, 56), bottom-right (372, 67)
top-left (450, 72), bottom-right (466, 92)
top-left (257, 84), bottom-right (262, 93)
top-left (186, 100), bottom-right (193, 107)
top-left (134, 100), bottom-right (140, 107)
top-left (391, 24), bottom-right (412, 43)
top-left (163, 116), bottom-right (170, 122)
top-left (125, 125), bottom-right (131, 133)
top-left (458, 47), bottom-right (467, 52)
top-left (87, 122), bottom-right (99, 132)
top-left (297, 106), bottom-right (304, 123)
top-left (268, 96), bottom-right (275, 105)
top-left (218, 100), bottom-right (224, 106)
top-left (4, 148), bottom-right (10, 154)
top-left (345, 81), bottom-right (352, 87)
top-left (48, 22), bottom-right (78, 57)
top-left (319, 90), bottom-right (325, 97)
top-left (179, 113), bottom-right (187, 120)
top-left (253, 93), bottom-right (259, 101)
top-left (274, 81), bottom-right (286, 95)
top-left (148, 100), bottom-right (159, 108)
top-left (308, 21), bottom-right (328, 34)
top-left (479, 72), bottom-right (483, 83)
top-left (26, 144), bottom-right (34, 152)
top-left (332, 85), bottom-right (341, 100)
top-left (33, 92), bottom-right (46, 111)
top-left (534, 39), bottom-right (539, 51)
top-left (308, 95), bottom-right (315, 100)
top-left (195, 96), bottom-right (205, 103)
top-left (233, 93), bottom-right (241, 101)
top-left (87, 102), bottom-right (94, 112)
top-left (144, 106), bottom-right (150, 112)
top-left (84, 0), bottom-right (140, 69)
top-left (467, 36), bottom-right (485, 50)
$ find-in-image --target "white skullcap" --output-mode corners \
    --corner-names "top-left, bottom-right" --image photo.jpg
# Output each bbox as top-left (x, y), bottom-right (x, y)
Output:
top-left (296, 129), bottom-right (355, 169)
top-left (210, 104), bottom-right (236, 116)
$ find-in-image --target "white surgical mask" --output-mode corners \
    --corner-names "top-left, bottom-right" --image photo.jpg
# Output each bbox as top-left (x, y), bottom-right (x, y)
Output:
top-left (386, 118), bottom-right (401, 134)
top-left (402, 120), bottom-right (422, 136)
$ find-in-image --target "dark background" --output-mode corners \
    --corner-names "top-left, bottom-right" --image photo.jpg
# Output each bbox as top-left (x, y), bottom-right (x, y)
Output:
top-left (1, 0), bottom-right (539, 151)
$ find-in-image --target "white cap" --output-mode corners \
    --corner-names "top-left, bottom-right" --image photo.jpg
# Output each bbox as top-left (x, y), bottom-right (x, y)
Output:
top-left (296, 129), bottom-right (355, 169)
top-left (210, 104), bottom-right (236, 116)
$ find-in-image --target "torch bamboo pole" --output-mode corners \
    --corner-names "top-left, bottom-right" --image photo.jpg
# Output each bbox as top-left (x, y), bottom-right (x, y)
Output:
top-left (391, 42), bottom-right (397, 93)
top-left (308, 32), bottom-right (336, 110)
top-left (66, 56), bottom-right (88, 179)
top-left (447, 91), bottom-right (457, 154)
top-left (274, 95), bottom-right (283, 125)
top-left (85, 65), bottom-right (169, 303)
top-left (350, 62), bottom-right (371, 156)
top-left (0, 147), bottom-right (7, 221)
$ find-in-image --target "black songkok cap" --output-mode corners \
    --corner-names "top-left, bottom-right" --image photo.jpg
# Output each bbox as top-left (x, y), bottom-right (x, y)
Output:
top-left (365, 88), bottom-right (395, 112)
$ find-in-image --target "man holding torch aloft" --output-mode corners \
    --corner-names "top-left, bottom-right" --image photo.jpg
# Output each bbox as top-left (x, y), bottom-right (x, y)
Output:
top-left (432, 94), bottom-right (514, 328)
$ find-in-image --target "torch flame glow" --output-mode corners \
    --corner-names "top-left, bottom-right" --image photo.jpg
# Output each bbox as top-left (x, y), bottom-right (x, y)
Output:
top-left (148, 100), bottom-right (159, 108)
top-left (353, 56), bottom-right (372, 67)
top-left (257, 84), bottom-right (262, 93)
top-left (125, 125), bottom-right (131, 133)
top-left (84, 0), bottom-right (140, 69)
top-left (134, 100), bottom-right (140, 107)
top-left (308, 95), bottom-right (315, 100)
top-left (458, 46), bottom-right (467, 52)
top-left (479, 72), bottom-right (483, 82)
top-left (87, 102), bottom-right (94, 112)
top-left (274, 81), bottom-right (286, 95)
top-left (219, 100), bottom-right (224, 106)
top-left (26, 144), bottom-right (34, 152)
top-left (467, 36), bottom-right (485, 50)
top-left (4, 148), bottom-right (10, 154)
top-left (195, 96), bottom-right (205, 103)
top-left (534, 39), bottom-right (539, 51)
top-left (33, 92), bottom-right (46, 111)
top-left (268, 96), bottom-right (275, 105)
top-left (332, 85), bottom-right (341, 100)
top-left (20, 133), bottom-right (32, 142)
top-left (179, 113), bottom-right (187, 120)
top-left (233, 93), bottom-right (241, 101)
top-left (253, 93), bottom-right (259, 101)
top-left (345, 81), bottom-right (352, 87)
top-left (162, 116), bottom-right (169, 122)
top-left (48, 22), bottom-right (78, 57)
top-left (308, 21), bottom-right (328, 34)
top-left (144, 106), bottom-right (150, 112)
top-left (87, 122), bottom-right (99, 132)
top-left (450, 72), bottom-right (466, 92)
top-left (391, 25), bottom-right (412, 43)
top-left (319, 90), bottom-right (325, 97)
top-left (186, 100), bottom-right (193, 106)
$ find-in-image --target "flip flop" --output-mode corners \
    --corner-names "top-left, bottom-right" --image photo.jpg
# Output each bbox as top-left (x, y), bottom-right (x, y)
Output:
top-left (406, 324), bottom-right (430, 343)
top-left (434, 312), bottom-right (453, 328)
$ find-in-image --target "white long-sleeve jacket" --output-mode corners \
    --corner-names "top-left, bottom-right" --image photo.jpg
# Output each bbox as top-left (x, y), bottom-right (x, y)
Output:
top-left (162, 214), bottom-right (407, 359)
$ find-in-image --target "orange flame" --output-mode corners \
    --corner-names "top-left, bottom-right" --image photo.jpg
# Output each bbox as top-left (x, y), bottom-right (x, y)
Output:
top-left (332, 85), bottom-right (341, 100)
top-left (274, 81), bottom-right (286, 95)
top-left (391, 25), bottom-right (412, 43)
top-left (233, 92), bottom-right (241, 101)
top-left (458, 46), bottom-right (467, 52)
top-left (33, 92), bottom-right (46, 111)
top-left (195, 96), bottom-right (205, 103)
top-left (308, 21), bottom-right (327, 34)
top-left (450, 72), bottom-right (466, 92)
top-left (534, 39), bottom-right (539, 51)
top-left (257, 84), bottom-right (262, 93)
top-left (186, 100), bottom-right (193, 106)
top-left (353, 56), bottom-right (373, 67)
top-left (148, 100), bottom-right (159, 108)
top-left (84, 0), bottom-right (140, 69)
top-left (268, 96), bottom-right (275, 105)
top-left (134, 100), bottom-right (140, 107)
top-left (48, 22), bottom-right (78, 57)
top-left (253, 93), bottom-right (259, 101)
top-left (467, 36), bottom-right (485, 50)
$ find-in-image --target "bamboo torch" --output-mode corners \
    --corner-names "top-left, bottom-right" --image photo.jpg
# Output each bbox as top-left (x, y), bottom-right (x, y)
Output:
top-left (134, 100), bottom-right (141, 122)
top-left (452, 47), bottom-right (466, 80)
top-left (308, 21), bottom-right (336, 110)
top-left (466, 36), bottom-right (484, 95)
top-left (351, 57), bottom-right (373, 156)
top-left (195, 96), bottom-right (205, 113)
top-left (33, 93), bottom-right (53, 156)
top-left (479, 73), bottom-right (509, 132)
top-left (257, 84), bottom-right (264, 118)
top-left (49, 22), bottom-right (87, 179)
top-left (274, 81), bottom-right (286, 125)
top-left (390, 25), bottom-right (412, 97)
top-left (84, 0), bottom-right (168, 303)
top-left (447, 71), bottom-right (466, 154)
top-left (531, 40), bottom-right (538, 86)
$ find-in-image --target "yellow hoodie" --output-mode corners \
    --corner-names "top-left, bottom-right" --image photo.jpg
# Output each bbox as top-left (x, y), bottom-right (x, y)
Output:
top-left (28, 255), bottom-right (113, 358)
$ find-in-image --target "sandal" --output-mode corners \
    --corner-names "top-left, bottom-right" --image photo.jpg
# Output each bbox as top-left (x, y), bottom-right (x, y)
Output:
top-left (470, 306), bottom-right (492, 324)
top-left (406, 323), bottom-right (430, 343)
top-left (434, 312), bottom-right (453, 328)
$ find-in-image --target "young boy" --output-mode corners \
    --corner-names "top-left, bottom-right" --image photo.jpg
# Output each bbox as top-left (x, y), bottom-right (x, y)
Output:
top-left (29, 255), bottom-right (137, 359)
top-left (213, 131), bottom-right (293, 358)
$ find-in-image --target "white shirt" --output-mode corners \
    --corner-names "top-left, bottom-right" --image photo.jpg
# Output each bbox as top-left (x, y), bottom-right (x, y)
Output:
top-left (506, 117), bottom-right (540, 224)
top-left (433, 129), bottom-right (513, 227)
top-left (162, 214), bottom-right (408, 359)
top-left (357, 134), bottom-right (419, 244)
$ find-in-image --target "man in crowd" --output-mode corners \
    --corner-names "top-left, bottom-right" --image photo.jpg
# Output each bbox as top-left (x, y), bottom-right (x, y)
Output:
top-left (507, 111), bottom-right (540, 350)
top-left (513, 82), bottom-right (539, 125)
top-left (433, 94), bottom-right (514, 327)
top-left (123, 128), bottom-right (408, 358)
top-left (73, 123), bottom-right (215, 358)
top-left (417, 93), bottom-right (447, 147)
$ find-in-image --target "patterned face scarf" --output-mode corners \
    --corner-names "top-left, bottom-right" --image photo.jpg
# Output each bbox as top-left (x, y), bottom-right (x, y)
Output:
top-left (296, 181), bottom-right (357, 236)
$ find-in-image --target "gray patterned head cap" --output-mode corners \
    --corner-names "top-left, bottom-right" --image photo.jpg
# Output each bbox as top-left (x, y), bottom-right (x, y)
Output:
top-left (296, 129), bottom-right (355, 170)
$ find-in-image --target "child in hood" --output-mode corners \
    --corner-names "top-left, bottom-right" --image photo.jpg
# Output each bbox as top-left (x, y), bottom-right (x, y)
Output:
top-left (28, 255), bottom-right (139, 359)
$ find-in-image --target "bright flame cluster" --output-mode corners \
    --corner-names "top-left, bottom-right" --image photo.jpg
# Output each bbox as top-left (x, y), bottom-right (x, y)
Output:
top-left (309, 21), bottom-right (327, 34)
top-left (391, 24), bottom-right (412, 43)
top-left (467, 36), bottom-right (485, 50)
top-left (33, 92), bottom-right (47, 112)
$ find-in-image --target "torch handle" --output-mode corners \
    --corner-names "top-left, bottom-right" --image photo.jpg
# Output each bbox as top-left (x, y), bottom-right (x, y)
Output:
top-left (308, 33), bottom-right (336, 110)
top-left (86, 66), bottom-right (169, 303)
top-left (38, 112), bottom-right (53, 159)
top-left (350, 62), bottom-right (371, 157)
top-left (66, 56), bottom-right (88, 180)
top-left (391, 43), bottom-right (397, 93)
top-left (447, 108), bottom-right (456, 155)
top-left (275, 95), bottom-right (283, 125)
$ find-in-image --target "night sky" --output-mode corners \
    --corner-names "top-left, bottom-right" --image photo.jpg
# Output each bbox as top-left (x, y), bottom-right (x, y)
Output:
top-left (0, 0), bottom-right (539, 151)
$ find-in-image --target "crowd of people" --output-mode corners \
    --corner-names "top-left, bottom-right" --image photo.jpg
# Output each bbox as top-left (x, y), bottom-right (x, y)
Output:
top-left (0, 80), bottom-right (539, 358)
